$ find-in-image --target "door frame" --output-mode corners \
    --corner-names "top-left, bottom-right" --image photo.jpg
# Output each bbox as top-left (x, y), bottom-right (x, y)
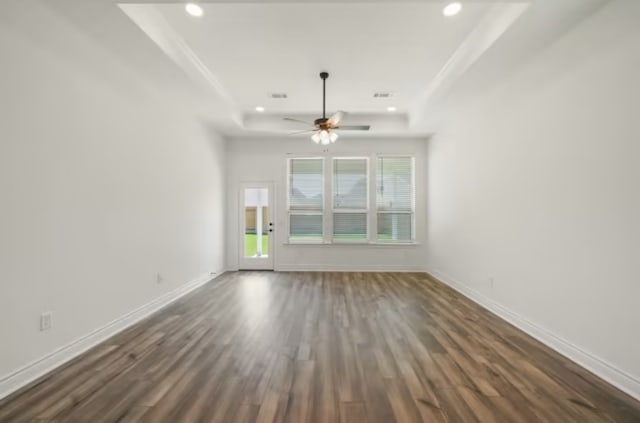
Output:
top-left (238, 181), bottom-right (275, 270)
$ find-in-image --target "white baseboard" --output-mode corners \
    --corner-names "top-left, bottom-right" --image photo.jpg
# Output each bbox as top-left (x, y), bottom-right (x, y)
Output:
top-left (426, 268), bottom-right (640, 402)
top-left (0, 271), bottom-right (224, 401)
top-left (275, 264), bottom-right (428, 272)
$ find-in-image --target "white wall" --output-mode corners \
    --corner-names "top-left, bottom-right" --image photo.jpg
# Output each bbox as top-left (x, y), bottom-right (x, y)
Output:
top-left (0, 1), bottom-right (226, 391)
top-left (226, 137), bottom-right (428, 271)
top-left (426, 0), bottom-right (640, 397)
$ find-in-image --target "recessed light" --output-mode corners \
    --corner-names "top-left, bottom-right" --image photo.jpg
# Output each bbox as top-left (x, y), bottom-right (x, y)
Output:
top-left (185, 3), bottom-right (203, 17)
top-left (443, 2), bottom-right (462, 17)
top-left (255, 106), bottom-right (265, 112)
top-left (387, 106), bottom-right (397, 112)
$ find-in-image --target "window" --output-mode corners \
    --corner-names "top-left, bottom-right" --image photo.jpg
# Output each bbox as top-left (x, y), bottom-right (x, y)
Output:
top-left (332, 158), bottom-right (368, 242)
top-left (287, 155), bottom-right (415, 244)
top-left (288, 158), bottom-right (324, 242)
top-left (376, 157), bottom-right (414, 242)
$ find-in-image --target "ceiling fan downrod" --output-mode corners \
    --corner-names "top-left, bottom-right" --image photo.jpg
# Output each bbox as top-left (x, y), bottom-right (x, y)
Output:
top-left (320, 71), bottom-right (329, 120)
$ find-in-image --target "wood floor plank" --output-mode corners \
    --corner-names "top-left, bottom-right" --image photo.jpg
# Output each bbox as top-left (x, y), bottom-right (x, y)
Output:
top-left (339, 401), bottom-right (367, 423)
top-left (283, 360), bottom-right (315, 423)
top-left (1, 271), bottom-right (639, 422)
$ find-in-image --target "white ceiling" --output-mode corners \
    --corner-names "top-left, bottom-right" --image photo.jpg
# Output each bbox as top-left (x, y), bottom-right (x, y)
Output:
top-left (113, 0), bottom-right (605, 138)
top-left (152, 2), bottom-right (490, 114)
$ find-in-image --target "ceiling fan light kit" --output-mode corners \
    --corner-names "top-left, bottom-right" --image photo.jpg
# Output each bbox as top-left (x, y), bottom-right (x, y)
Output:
top-left (311, 130), bottom-right (338, 145)
top-left (284, 71), bottom-right (371, 145)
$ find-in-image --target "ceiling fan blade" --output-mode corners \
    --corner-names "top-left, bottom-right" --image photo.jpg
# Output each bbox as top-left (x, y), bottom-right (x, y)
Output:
top-left (283, 117), bottom-right (313, 126)
top-left (288, 129), bottom-right (316, 135)
top-left (335, 125), bottom-right (371, 131)
top-left (328, 110), bottom-right (345, 126)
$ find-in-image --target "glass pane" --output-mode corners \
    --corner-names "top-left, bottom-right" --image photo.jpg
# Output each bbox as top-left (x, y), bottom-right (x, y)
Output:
top-left (289, 158), bottom-right (323, 210)
top-left (333, 158), bottom-right (367, 209)
top-left (377, 157), bottom-right (413, 211)
top-left (244, 188), bottom-right (269, 258)
top-left (333, 213), bottom-right (367, 241)
top-left (377, 213), bottom-right (412, 242)
top-left (290, 214), bottom-right (323, 241)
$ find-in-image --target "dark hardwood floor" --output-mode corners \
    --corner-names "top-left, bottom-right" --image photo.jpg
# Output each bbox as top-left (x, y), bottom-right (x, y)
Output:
top-left (1, 271), bottom-right (639, 422)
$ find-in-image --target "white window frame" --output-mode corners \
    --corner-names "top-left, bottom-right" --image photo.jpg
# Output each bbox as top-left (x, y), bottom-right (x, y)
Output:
top-left (331, 157), bottom-right (370, 244)
top-left (287, 157), bottom-right (325, 244)
top-left (375, 155), bottom-right (416, 244)
top-left (285, 154), bottom-right (416, 245)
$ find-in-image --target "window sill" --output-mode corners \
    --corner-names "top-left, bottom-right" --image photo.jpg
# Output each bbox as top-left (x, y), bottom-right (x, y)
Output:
top-left (283, 241), bottom-right (420, 247)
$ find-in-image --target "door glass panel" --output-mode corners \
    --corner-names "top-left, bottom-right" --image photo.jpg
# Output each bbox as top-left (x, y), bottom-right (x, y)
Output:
top-left (244, 188), bottom-right (269, 258)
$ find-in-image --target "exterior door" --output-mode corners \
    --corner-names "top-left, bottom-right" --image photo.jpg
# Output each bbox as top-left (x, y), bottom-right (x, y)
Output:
top-left (239, 182), bottom-right (275, 270)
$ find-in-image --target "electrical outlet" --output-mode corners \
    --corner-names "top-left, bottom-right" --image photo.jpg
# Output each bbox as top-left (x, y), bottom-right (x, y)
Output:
top-left (489, 277), bottom-right (495, 288)
top-left (156, 273), bottom-right (163, 284)
top-left (40, 312), bottom-right (52, 331)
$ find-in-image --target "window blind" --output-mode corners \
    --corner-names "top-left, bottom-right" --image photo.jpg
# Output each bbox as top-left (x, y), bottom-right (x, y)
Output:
top-left (333, 158), bottom-right (368, 241)
top-left (376, 157), bottom-right (414, 242)
top-left (289, 158), bottom-right (324, 241)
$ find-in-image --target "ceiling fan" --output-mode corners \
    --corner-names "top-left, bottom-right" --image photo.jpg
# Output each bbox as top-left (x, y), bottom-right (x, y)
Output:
top-left (283, 72), bottom-right (371, 145)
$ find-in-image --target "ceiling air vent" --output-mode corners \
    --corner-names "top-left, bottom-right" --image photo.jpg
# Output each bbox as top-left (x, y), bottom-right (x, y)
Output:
top-left (270, 93), bottom-right (288, 99)
top-left (373, 92), bottom-right (393, 98)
